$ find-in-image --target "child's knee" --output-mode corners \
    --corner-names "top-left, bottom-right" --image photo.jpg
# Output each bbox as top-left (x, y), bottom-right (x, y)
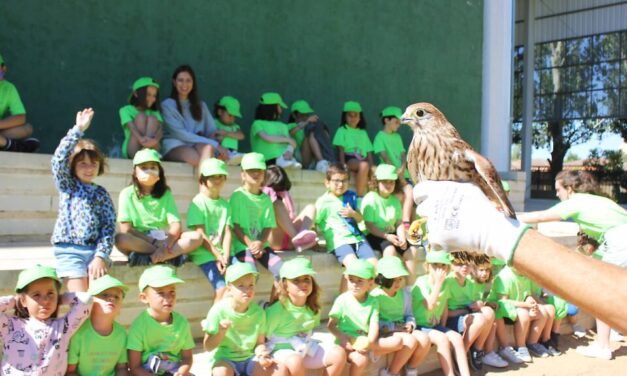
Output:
top-left (403, 333), bottom-right (419, 349)
top-left (358, 161), bottom-right (369, 173)
top-left (285, 353), bottom-right (304, 370)
top-left (481, 306), bottom-right (496, 322)
top-left (326, 346), bottom-right (347, 365)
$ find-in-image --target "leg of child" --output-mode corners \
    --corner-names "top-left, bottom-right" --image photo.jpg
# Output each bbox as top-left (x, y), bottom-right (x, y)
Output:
top-left (372, 333), bottom-right (415, 375)
top-left (269, 202), bottom-right (315, 249)
top-left (495, 318), bottom-right (513, 348)
top-left (346, 350), bottom-right (369, 376)
top-left (539, 304), bottom-right (556, 343)
top-left (281, 353), bottom-right (305, 376)
top-left (461, 313), bottom-right (488, 352)
top-left (346, 159), bottom-right (369, 197)
top-left (0, 121), bottom-right (33, 140)
top-left (65, 277), bottom-right (88, 293)
top-left (196, 143), bottom-right (216, 167)
top-left (382, 244), bottom-right (399, 258)
top-left (526, 307), bottom-right (547, 345)
top-left (403, 246), bottom-right (419, 285)
top-left (307, 132), bottom-right (325, 163)
top-left (114, 233), bottom-right (156, 255)
top-left (251, 360), bottom-right (287, 376)
top-left (151, 231), bottom-right (203, 263)
top-left (339, 252), bottom-right (358, 293)
top-left (479, 307), bottom-right (497, 352)
top-left (446, 330), bottom-right (471, 376)
top-left (127, 112), bottom-right (148, 158)
top-left (300, 135), bottom-right (313, 168)
top-left (407, 330), bottom-right (431, 369)
top-left (145, 115), bottom-right (162, 150)
top-left (301, 344), bottom-right (346, 376)
top-left (514, 308), bottom-right (532, 348)
top-left (165, 145), bottom-right (201, 166)
top-left (212, 360), bottom-right (235, 376)
top-left (427, 330), bottom-right (456, 376)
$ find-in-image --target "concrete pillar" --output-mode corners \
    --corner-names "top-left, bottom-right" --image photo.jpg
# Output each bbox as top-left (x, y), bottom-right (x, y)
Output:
top-left (521, 0), bottom-right (535, 199)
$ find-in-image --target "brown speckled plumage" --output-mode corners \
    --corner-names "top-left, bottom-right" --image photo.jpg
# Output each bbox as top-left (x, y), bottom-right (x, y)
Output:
top-left (402, 102), bottom-right (516, 218)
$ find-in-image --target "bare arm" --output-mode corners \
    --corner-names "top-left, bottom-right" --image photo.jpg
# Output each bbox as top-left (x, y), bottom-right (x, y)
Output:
top-left (518, 210), bottom-right (562, 224)
top-left (0, 114), bottom-right (26, 130)
top-left (257, 131), bottom-right (295, 147)
top-left (128, 350), bottom-right (152, 376)
top-left (65, 364), bottom-right (78, 376)
top-left (378, 151), bottom-right (394, 165)
top-left (366, 152), bottom-right (374, 166)
top-left (337, 146), bottom-right (346, 165)
top-left (115, 363), bottom-right (130, 376)
top-left (175, 348), bottom-right (193, 376)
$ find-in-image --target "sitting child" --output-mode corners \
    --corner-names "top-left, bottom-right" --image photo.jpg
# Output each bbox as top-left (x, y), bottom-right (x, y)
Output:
top-left (214, 95), bottom-right (245, 165)
top-left (119, 77), bottom-right (163, 158)
top-left (287, 100), bottom-right (336, 172)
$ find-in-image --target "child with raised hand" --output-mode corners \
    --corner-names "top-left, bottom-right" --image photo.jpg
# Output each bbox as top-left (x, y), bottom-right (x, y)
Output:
top-left (67, 275), bottom-right (129, 376)
top-left (115, 148), bottom-right (202, 266)
top-left (265, 257), bottom-right (346, 376)
top-left (362, 164), bottom-right (419, 283)
top-left (127, 265), bottom-right (194, 376)
top-left (287, 100), bottom-right (335, 172)
top-left (187, 158), bottom-right (233, 302)
top-left (119, 77), bottom-right (163, 159)
top-left (214, 95), bottom-right (245, 166)
top-left (51, 107), bottom-right (115, 292)
top-left (0, 265), bottom-right (92, 375)
top-left (262, 165), bottom-right (318, 252)
top-left (332, 101), bottom-right (373, 198)
top-left (250, 92), bottom-right (301, 169)
top-left (412, 251), bottom-right (470, 376)
top-left (203, 262), bottom-right (286, 376)
top-left (229, 153), bottom-right (284, 294)
top-left (370, 256), bottom-right (431, 376)
top-left (327, 260), bottom-right (382, 376)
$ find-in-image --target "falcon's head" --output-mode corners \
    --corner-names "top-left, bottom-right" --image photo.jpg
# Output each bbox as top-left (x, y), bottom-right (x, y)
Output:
top-left (401, 102), bottom-right (447, 132)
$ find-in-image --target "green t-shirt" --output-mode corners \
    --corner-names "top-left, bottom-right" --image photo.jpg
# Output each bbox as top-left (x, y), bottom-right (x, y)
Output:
top-left (118, 104), bottom-right (164, 158)
top-left (411, 275), bottom-right (449, 327)
top-left (370, 287), bottom-right (413, 324)
top-left (250, 120), bottom-right (290, 160)
top-left (315, 191), bottom-right (364, 251)
top-left (203, 298), bottom-right (266, 362)
top-left (186, 193), bottom-right (232, 265)
top-left (373, 131), bottom-right (409, 178)
top-left (0, 80), bottom-right (26, 119)
top-left (265, 299), bottom-right (320, 351)
top-left (446, 275), bottom-right (475, 310)
top-left (332, 125), bottom-right (373, 158)
top-left (551, 193), bottom-right (627, 241)
top-left (361, 191), bottom-right (401, 234)
top-left (287, 122), bottom-right (305, 146)
top-left (68, 319), bottom-right (128, 376)
top-left (328, 292), bottom-right (379, 338)
top-left (127, 310), bottom-right (195, 366)
top-left (229, 187), bottom-right (276, 253)
top-left (488, 267), bottom-right (537, 320)
top-left (117, 186), bottom-right (180, 233)
top-left (471, 281), bottom-right (490, 302)
top-left (216, 120), bottom-right (241, 150)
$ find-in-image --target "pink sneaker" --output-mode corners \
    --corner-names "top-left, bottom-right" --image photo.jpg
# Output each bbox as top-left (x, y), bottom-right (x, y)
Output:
top-left (292, 230), bottom-right (317, 251)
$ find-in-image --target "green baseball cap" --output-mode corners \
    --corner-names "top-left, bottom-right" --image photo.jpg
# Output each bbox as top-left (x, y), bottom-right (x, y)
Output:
top-left (260, 92), bottom-right (287, 108)
top-left (376, 256), bottom-right (408, 279)
top-left (290, 100), bottom-right (314, 114)
top-left (133, 148), bottom-right (161, 166)
top-left (200, 158), bottom-right (228, 177)
top-left (375, 164), bottom-right (398, 181)
top-left (344, 259), bottom-right (375, 280)
top-left (241, 152), bottom-right (266, 170)
top-left (343, 101), bottom-right (362, 113)
top-left (380, 106), bottom-right (402, 119)
top-left (132, 77), bottom-right (159, 92)
top-left (280, 257), bottom-right (317, 279)
top-left (502, 181), bottom-right (510, 193)
top-left (15, 265), bottom-right (60, 292)
top-left (491, 257), bottom-right (506, 266)
top-left (218, 96), bottom-right (242, 118)
top-left (225, 262), bottom-right (259, 283)
top-left (425, 251), bottom-right (452, 265)
top-left (88, 275), bottom-right (128, 297)
top-left (138, 265), bottom-right (184, 291)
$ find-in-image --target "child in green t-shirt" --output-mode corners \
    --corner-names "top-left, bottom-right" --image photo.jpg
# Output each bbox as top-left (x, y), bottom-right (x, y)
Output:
top-left (370, 257), bottom-right (431, 376)
top-left (250, 92), bottom-right (301, 169)
top-left (119, 77), bottom-right (163, 159)
top-left (67, 275), bottom-right (129, 376)
top-left (187, 158), bottom-right (233, 302)
top-left (373, 106), bottom-right (415, 229)
top-left (362, 164), bottom-right (419, 284)
top-left (213, 96), bottom-right (245, 166)
top-left (203, 262), bottom-right (285, 375)
top-left (229, 152), bottom-right (284, 296)
top-left (332, 101), bottom-right (374, 198)
top-left (327, 260), bottom-right (381, 375)
top-left (115, 149), bottom-right (203, 267)
top-left (411, 251), bottom-right (470, 376)
top-left (127, 266), bottom-right (195, 375)
top-left (265, 257), bottom-right (346, 376)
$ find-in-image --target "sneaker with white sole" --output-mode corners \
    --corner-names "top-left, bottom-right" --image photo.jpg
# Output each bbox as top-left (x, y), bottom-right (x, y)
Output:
top-left (542, 341), bottom-right (561, 356)
top-left (227, 151), bottom-right (244, 166)
top-left (404, 367), bottom-right (418, 376)
top-left (576, 343), bottom-right (612, 360)
top-left (276, 155), bottom-right (302, 169)
top-left (610, 329), bottom-right (624, 342)
top-left (527, 343), bottom-right (550, 358)
top-left (516, 346), bottom-right (532, 362)
top-left (572, 323), bottom-right (586, 338)
top-left (315, 159), bottom-right (330, 173)
top-left (482, 351), bottom-right (508, 368)
top-left (379, 368), bottom-right (394, 376)
top-left (499, 346), bottom-right (524, 364)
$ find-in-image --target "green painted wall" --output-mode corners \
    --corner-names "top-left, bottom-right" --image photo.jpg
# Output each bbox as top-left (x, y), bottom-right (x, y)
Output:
top-left (0, 0), bottom-right (484, 155)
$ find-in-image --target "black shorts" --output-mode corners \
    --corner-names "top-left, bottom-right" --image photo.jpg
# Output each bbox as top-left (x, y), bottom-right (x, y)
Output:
top-left (366, 234), bottom-right (408, 255)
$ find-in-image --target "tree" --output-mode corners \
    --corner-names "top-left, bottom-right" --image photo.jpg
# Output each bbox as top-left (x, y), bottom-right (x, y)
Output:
top-left (584, 148), bottom-right (625, 200)
top-left (565, 151), bottom-right (580, 162)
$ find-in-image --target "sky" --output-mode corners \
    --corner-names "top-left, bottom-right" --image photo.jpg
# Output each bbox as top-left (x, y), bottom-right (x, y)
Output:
top-left (532, 132), bottom-right (625, 160)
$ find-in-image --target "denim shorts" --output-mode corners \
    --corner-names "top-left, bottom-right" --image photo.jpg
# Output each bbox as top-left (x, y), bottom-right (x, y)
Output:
top-left (333, 241), bottom-right (376, 264)
top-left (199, 261), bottom-right (227, 291)
top-left (221, 356), bottom-right (257, 376)
top-left (418, 324), bottom-right (452, 334)
top-left (53, 243), bottom-right (96, 279)
top-left (446, 314), bottom-right (469, 333)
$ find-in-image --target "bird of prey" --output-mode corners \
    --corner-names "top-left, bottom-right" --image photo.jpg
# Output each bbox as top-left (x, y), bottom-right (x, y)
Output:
top-left (401, 102), bottom-right (516, 219)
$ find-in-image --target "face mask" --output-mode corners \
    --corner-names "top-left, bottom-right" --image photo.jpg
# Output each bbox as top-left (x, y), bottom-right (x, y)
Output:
top-left (136, 167), bottom-right (160, 185)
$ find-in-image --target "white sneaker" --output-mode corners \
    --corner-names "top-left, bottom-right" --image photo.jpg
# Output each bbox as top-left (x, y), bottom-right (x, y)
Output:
top-left (379, 368), bottom-right (395, 376)
top-left (276, 155), bottom-right (302, 169)
top-left (572, 323), bottom-right (586, 338)
top-left (516, 346), bottom-right (532, 362)
top-left (576, 343), bottom-right (612, 360)
top-left (315, 159), bottom-right (330, 173)
top-left (226, 151), bottom-right (244, 166)
top-left (499, 346), bottom-right (524, 364)
top-left (404, 367), bottom-right (418, 376)
top-left (610, 329), bottom-right (624, 342)
top-left (482, 351), bottom-right (508, 368)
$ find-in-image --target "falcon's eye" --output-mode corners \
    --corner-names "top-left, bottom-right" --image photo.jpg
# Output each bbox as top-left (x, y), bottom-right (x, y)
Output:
top-left (416, 109), bottom-right (425, 117)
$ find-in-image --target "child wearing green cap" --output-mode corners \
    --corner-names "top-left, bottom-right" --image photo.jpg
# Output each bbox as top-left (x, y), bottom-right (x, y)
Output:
top-left (287, 99), bottom-right (336, 173)
top-left (265, 257), bottom-right (346, 376)
top-left (68, 275), bottom-right (129, 376)
top-left (51, 108), bottom-right (115, 292)
top-left (187, 158), bottom-right (233, 301)
top-left (332, 100), bottom-right (373, 198)
top-left (1, 264), bottom-right (92, 375)
top-left (374, 106), bottom-right (415, 229)
top-left (370, 256), bottom-right (431, 376)
top-left (115, 149), bottom-right (202, 266)
top-left (362, 164), bottom-right (420, 284)
top-left (128, 265), bottom-right (194, 375)
top-left (251, 92), bottom-right (302, 169)
top-left (119, 77), bottom-right (163, 159)
top-left (214, 95), bottom-right (245, 166)
top-left (203, 262), bottom-right (285, 375)
top-left (0, 52), bottom-right (40, 153)
top-left (411, 251), bottom-right (470, 376)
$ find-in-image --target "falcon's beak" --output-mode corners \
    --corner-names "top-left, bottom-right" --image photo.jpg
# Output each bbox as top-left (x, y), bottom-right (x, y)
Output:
top-left (401, 117), bottom-right (413, 126)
